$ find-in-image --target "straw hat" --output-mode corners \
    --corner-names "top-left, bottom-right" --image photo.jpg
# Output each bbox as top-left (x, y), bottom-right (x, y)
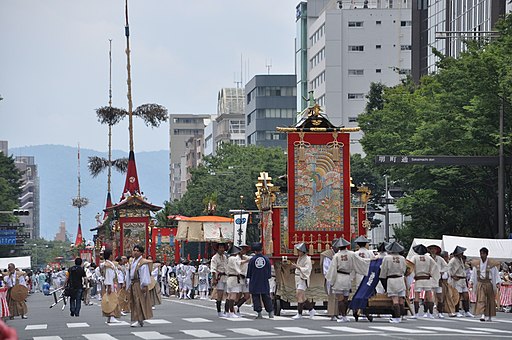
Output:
top-left (294, 242), bottom-right (307, 253)
top-left (453, 246), bottom-right (466, 256)
top-left (385, 241), bottom-right (404, 253)
top-left (101, 292), bottom-right (118, 314)
top-left (354, 235), bottom-right (370, 244)
top-left (412, 244), bottom-right (428, 255)
top-left (228, 245), bottom-right (241, 256)
top-left (332, 238), bottom-right (350, 248)
top-left (427, 244), bottom-right (442, 255)
top-left (10, 284), bottom-right (29, 302)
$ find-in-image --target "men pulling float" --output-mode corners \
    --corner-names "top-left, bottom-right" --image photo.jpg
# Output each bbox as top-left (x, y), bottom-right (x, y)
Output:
top-left (428, 244), bottom-right (448, 319)
top-left (326, 238), bottom-right (368, 323)
top-left (211, 243), bottom-right (228, 317)
top-left (447, 246), bottom-right (474, 317)
top-left (320, 238), bottom-right (339, 320)
top-left (290, 242), bottom-right (315, 319)
top-left (380, 241), bottom-right (407, 324)
top-left (409, 244), bottom-right (439, 319)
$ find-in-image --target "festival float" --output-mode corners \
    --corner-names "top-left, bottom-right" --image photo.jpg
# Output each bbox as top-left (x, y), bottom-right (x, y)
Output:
top-left (257, 93), bottom-right (369, 315)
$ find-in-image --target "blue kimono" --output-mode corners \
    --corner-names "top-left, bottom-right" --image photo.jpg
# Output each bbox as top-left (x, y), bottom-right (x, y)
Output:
top-left (246, 253), bottom-right (271, 294)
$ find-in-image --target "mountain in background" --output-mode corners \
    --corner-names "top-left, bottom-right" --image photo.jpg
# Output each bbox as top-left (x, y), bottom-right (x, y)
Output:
top-left (10, 145), bottom-right (169, 241)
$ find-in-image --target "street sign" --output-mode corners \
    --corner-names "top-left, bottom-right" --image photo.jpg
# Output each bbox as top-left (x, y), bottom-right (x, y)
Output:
top-left (0, 223), bottom-right (25, 229)
top-left (375, 155), bottom-right (511, 166)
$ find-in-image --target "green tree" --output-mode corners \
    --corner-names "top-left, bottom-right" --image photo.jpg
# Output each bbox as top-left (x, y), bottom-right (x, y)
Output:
top-left (0, 153), bottom-right (22, 224)
top-left (167, 143), bottom-right (286, 217)
top-left (358, 15), bottom-right (512, 243)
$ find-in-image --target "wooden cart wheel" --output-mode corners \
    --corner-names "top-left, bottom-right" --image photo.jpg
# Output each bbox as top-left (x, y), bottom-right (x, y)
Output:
top-left (274, 298), bottom-right (282, 316)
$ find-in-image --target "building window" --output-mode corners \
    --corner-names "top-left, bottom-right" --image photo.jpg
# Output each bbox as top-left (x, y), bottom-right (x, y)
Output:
top-left (376, 69), bottom-right (382, 73)
top-left (348, 117), bottom-right (358, 123)
top-left (348, 93), bottom-right (365, 100)
top-left (348, 45), bottom-right (364, 52)
top-left (348, 21), bottom-right (363, 27)
top-left (400, 20), bottom-right (412, 27)
top-left (398, 69), bottom-right (411, 75)
top-left (376, 21), bottom-right (382, 25)
top-left (348, 69), bottom-right (364, 76)
top-left (376, 45), bottom-right (382, 49)
top-left (400, 45), bottom-right (412, 51)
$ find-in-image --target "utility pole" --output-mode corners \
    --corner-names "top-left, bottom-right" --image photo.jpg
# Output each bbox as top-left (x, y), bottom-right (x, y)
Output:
top-left (498, 98), bottom-right (505, 238)
top-left (384, 175), bottom-right (390, 242)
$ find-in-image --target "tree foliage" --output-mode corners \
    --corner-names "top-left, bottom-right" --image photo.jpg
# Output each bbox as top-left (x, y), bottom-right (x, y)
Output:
top-left (357, 15), bottom-right (512, 245)
top-left (166, 143), bottom-right (286, 217)
top-left (0, 153), bottom-right (22, 223)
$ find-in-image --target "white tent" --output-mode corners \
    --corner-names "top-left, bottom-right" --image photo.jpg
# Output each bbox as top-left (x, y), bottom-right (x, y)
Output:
top-left (406, 238), bottom-right (442, 260)
top-left (0, 256), bottom-right (31, 270)
top-left (442, 235), bottom-right (512, 261)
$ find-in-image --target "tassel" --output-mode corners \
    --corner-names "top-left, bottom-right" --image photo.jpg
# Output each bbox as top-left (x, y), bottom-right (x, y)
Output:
top-left (317, 234), bottom-right (322, 253)
top-left (269, 239), bottom-right (274, 255)
top-left (309, 242), bottom-right (314, 255)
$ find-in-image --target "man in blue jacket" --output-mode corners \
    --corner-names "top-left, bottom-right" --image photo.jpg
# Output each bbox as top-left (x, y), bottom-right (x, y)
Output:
top-left (246, 242), bottom-right (274, 319)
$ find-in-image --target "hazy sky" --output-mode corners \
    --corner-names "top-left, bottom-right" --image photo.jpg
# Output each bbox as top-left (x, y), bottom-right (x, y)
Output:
top-left (0, 0), bottom-right (298, 152)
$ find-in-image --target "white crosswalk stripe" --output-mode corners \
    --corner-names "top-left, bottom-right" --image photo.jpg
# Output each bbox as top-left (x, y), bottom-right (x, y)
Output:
top-left (26, 324), bottom-right (48, 330)
top-left (324, 326), bottom-right (378, 333)
top-left (181, 330), bottom-right (225, 338)
top-left (370, 326), bottom-right (435, 333)
top-left (66, 322), bottom-right (90, 328)
top-left (132, 331), bottom-right (172, 339)
top-left (106, 321), bottom-right (130, 326)
top-left (33, 337), bottom-right (61, 340)
top-left (228, 328), bottom-right (277, 336)
top-left (83, 334), bottom-right (118, 340)
top-left (220, 317), bottom-right (252, 321)
top-left (144, 319), bottom-right (172, 324)
top-left (183, 318), bottom-right (212, 323)
top-left (274, 327), bottom-right (329, 335)
top-left (466, 327), bottom-right (511, 333)
top-left (419, 326), bottom-right (488, 334)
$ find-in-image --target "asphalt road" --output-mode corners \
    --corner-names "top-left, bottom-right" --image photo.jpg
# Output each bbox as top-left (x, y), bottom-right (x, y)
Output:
top-left (7, 292), bottom-right (512, 340)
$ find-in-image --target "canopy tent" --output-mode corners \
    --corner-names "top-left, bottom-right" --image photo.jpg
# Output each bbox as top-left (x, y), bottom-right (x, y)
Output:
top-left (406, 238), bottom-right (442, 260)
top-left (176, 216), bottom-right (234, 243)
top-left (0, 256), bottom-right (31, 270)
top-left (442, 235), bottom-right (512, 261)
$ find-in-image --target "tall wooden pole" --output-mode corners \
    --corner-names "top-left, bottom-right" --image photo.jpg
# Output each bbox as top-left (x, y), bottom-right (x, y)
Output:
top-left (125, 0), bottom-right (134, 152)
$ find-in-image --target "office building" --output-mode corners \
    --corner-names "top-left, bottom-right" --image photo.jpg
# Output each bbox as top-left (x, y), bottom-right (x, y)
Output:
top-left (14, 156), bottom-right (40, 239)
top-left (169, 114), bottom-right (211, 201)
top-left (215, 88), bottom-right (246, 148)
top-left (245, 74), bottom-right (297, 149)
top-left (412, 0), bottom-right (506, 82)
top-left (296, 0), bottom-right (412, 154)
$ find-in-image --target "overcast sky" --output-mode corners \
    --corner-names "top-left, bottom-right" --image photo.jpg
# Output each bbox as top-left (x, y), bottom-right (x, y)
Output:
top-left (0, 0), bottom-right (298, 152)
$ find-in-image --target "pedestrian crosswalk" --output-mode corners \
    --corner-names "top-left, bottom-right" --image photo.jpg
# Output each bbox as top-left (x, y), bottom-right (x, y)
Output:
top-left (29, 321), bottom-right (512, 339)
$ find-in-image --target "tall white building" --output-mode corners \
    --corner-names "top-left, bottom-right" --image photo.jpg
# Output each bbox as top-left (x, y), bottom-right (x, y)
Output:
top-left (215, 88), bottom-right (246, 148)
top-left (296, 0), bottom-right (412, 154)
top-left (169, 114), bottom-right (211, 201)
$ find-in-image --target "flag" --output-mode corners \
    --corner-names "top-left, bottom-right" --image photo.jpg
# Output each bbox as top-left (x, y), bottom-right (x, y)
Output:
top-left (233, 212), bottom-right (249, 247)
top-left (75, 224), bottom-right (83, 246)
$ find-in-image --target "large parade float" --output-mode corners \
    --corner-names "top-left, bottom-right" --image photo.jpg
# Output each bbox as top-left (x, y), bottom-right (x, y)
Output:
top-left (256, 94), bottom-right (370, 314)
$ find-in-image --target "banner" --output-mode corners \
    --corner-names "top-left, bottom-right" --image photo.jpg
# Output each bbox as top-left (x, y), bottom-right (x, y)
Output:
top-left (232, 213), bottom-right (249, 247)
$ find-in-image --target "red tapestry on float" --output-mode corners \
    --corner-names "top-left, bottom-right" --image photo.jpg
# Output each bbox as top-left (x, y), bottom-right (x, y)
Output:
top-left (286, 132), bottom-right (351, 252)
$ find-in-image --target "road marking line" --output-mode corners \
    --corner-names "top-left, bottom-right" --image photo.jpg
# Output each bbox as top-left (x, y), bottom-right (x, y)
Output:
top-left (33, 337), bottom-right (61, 340)
top-left (419, 326), bottom-right (487, 334)
top-left (144, 319), bottom-right (172, 324)
top-left (274, 327), bottom-right (329, 335)
top-left (220, 317), bottom-right (252, 321)
top-left (466, 327), bottom-right (511, 333)
top-left (132, 331), bottom-right (172, 339)
top-left (228, 328), bottom-right (277, 336)
top-left (26, 324), bottom-right (48, 330)
top-left (83, 334), bottom-right (118, 340)
top-left (66, 322), bottom-right (90, 328)
top-left (370, 326), bottom-right (435, 334)
top-left (181, 330), bottom-right (225, 338)
top-left (323, 326), bottom-right (378, 333)
top-left (106, 321), bottom-right (130, 326)
top-left (183, 318), bottom-right (213, 323)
